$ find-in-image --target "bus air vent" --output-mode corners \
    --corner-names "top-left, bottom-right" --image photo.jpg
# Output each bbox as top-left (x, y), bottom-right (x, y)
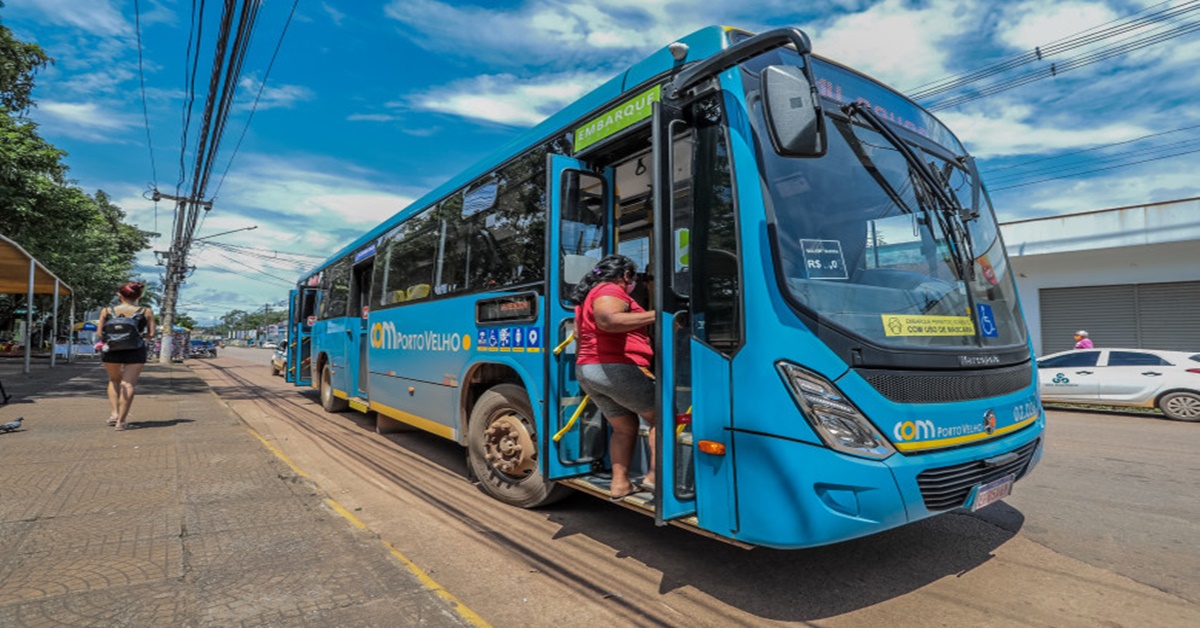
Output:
top-left (854, 362), bottom-right (1032, 403)
top-left (916, 438), bottom-right (1039, 511)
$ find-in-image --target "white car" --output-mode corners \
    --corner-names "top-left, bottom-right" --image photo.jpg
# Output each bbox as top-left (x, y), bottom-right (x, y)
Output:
top-left (1037, 348), bottom-right (1200, 421)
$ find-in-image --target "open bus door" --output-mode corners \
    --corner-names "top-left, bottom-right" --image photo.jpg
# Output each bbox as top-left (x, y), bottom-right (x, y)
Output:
top-left (287, 286), bottom-right (319, 386)
top-left (543, 154), bottom-right (614, 481)
top-left (651, 101), bottom-right (698, 524)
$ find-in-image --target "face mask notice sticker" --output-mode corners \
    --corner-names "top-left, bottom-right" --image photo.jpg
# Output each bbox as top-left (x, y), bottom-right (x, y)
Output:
top-left (881, 314), bottom-right (976, 337)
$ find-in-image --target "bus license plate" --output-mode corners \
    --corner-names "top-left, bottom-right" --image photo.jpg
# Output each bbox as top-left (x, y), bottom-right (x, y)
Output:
top-left (971, 474), bottom-right (1015, 511)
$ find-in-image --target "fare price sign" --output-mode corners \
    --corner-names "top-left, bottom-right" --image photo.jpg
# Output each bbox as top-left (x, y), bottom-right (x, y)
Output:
top-left (800, 239), bottom-right (848, 280)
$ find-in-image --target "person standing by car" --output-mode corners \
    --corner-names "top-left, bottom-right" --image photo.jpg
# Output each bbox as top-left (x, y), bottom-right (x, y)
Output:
top-left (1074, 330), bottom-right (1094, 349)
top-left (98, 281), bottom-right (156, 431)
top-left (569, 255), bottom-right (658, 501)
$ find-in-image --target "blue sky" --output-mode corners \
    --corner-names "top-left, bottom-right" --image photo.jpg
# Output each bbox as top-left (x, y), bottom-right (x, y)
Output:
top-left (5, 0), bottom-right (1199, 325)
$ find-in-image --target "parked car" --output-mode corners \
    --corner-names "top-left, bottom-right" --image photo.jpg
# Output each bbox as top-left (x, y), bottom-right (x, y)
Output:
top-left (188, 339), bottom-right (217, 359)
top-left (270, 341), bottom-right (288, 377)
top-left (1037, 348), bottom-right (1200, 421)
top-left (262, 341), bottom-right (278, 350)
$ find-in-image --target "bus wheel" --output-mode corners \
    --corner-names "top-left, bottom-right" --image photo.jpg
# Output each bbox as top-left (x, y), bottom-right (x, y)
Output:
top-left (467, 384), bottom-right (569, 508)
top-left (320, 363), bottom-right (348, 413)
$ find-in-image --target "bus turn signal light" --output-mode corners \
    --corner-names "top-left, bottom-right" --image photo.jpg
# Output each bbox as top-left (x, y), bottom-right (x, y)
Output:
top-left (698, 440), bottom-right (726, 455)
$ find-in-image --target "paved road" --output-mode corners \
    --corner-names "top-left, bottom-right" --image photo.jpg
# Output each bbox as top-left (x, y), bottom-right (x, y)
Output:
top-left (197, 347), bottom-right (1199, 626)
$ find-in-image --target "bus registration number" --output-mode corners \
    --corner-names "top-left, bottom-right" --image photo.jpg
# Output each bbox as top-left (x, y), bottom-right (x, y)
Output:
top-left (971, 474), bottom-right (1015, 511)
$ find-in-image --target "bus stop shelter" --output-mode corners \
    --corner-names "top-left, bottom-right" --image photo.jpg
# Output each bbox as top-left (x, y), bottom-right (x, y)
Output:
top-left (0, 234), bottom-right (74, 375)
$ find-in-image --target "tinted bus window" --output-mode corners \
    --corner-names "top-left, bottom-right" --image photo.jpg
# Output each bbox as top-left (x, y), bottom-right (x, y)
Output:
top-left (320, 259), bottom-right (351, 319)
top-left (376, 208), bottom-right (439, 306)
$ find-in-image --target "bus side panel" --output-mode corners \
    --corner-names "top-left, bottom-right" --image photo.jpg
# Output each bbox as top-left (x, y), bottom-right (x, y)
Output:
top-left (730, 432), bottom-right (907, 549)
top-left (369, 374), bottom-right (458, 440)
top-left (367, 295), bottom-right (546, 443)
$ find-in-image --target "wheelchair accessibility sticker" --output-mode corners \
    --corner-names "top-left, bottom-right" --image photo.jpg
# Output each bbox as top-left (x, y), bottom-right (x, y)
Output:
top-left (976, 303), bottom-right (998, 338)
top-left (476, 326), bottom-right (542, 353)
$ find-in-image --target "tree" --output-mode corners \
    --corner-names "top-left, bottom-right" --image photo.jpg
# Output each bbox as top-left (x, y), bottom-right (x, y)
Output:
top-left (0, 15), bottom-right (151, 334)
top-left (0, 3), bottom-right (52, 115)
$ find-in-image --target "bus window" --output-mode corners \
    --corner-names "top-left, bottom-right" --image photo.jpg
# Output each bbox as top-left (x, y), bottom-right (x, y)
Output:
top-left (320, 259), bottom-right (351, 319)
top-left (559, 169), bottom-right (606, 295)
top-left (379, 208), bottom-right (438, 306)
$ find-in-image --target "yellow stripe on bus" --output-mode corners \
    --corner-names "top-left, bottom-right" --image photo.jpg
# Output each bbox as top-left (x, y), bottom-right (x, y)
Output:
top-left (893, 416), bottom-right (1038, 452)
top-left (372, 401), bottom-right (455, 440)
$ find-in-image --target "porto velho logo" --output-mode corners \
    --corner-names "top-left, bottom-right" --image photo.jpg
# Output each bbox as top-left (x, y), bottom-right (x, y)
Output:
top-left (1052, 373), bottom-right (1069, 384)
top-left (371, 322), bottom-right (471, 352)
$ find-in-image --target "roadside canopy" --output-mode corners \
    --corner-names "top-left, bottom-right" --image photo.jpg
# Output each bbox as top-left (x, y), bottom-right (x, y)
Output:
top-left (0, 234), bottom-right (73, 296)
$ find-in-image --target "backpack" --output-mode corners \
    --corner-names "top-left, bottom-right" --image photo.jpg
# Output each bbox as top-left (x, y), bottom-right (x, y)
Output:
top-left (103, 307), bottom-right (146, 351)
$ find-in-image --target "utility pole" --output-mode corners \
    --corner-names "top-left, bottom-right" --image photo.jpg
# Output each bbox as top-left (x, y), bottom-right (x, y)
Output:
top-left (152, 190), bottom-right (212, 364)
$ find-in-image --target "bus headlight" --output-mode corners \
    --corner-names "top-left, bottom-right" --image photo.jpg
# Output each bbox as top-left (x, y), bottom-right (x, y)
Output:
top-left (776, 362), bottom-right (895, 460)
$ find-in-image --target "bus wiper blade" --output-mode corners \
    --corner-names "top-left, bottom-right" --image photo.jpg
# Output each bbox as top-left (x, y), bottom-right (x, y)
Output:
top-left (831, 118), bottom-right (915, 217)
top-left (842, 102), bottom-right (975, 281)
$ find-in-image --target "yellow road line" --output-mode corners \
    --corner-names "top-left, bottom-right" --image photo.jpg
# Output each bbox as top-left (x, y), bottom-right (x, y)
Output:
top-left (247, 427), bottom-right (489, 627)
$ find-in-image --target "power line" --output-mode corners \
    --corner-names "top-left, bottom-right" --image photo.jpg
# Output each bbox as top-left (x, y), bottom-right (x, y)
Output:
top-left (908, 0), bottom-right (1200, 100)
top-left (214, 0), bottom-right (301, 199)
top-left (989, 145), bottom-right (1200, 191)
top-left (925, 16), bottom-right (1200, 111)
top-left (133, 0), bottom-right (157, 186)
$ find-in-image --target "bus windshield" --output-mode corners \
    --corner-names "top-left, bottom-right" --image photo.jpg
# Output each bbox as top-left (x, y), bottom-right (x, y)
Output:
top-left (747, 57), bottom-right (1026, 350)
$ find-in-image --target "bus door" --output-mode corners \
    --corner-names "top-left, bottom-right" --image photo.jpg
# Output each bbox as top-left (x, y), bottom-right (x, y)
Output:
top-left (543, 154), bottom-right (613, 480)
top-left (287, 286), bottom-right (319, 386)
top-left (350, 258), bottom-right (374, 398)
top-left (651, 101), bottom-right (698, 523)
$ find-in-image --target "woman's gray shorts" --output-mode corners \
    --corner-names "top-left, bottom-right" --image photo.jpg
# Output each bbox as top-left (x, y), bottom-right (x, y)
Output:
top-left (577, 363), bottom-right (655, 419)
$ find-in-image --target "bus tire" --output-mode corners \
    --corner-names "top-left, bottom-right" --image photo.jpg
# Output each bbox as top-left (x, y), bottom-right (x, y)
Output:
top-left (1159, 391), bottom-right (1200, 421)
top-left (467, 383), bottom-right (570, 508)
top-left (320, 363), bottom-right (348, 413)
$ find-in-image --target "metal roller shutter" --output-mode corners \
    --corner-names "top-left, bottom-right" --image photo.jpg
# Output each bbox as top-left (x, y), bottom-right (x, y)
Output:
top-left (1040, 281), bottom-right (1200, 354)
top-left (1137, 281), bottom-right (1200, 351)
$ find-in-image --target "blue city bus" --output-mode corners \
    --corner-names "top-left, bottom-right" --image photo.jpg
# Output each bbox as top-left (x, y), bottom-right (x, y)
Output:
top-left (285, 26), bottom-right (1044, 549)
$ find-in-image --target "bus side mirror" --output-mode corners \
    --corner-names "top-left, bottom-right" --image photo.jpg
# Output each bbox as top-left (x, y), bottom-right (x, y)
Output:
top-left (761, 65), bottom-right (827, 157)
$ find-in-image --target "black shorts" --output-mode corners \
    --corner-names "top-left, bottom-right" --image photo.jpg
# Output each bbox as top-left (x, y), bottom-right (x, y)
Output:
top-left (102, 346), bottom-right (148, 364)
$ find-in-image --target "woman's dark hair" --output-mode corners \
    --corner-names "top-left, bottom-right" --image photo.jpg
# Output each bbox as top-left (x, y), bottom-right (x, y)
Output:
top-left (567, 254), bottom-right (637, 305)
top-left (118, 281), bottom-right (145, 301)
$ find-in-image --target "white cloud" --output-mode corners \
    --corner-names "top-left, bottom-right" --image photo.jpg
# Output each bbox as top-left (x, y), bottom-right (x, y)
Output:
top-left (404, 71), bottom-right (612, 127)
top-left (7, 0), bottom-right (131, 36)
top-left (236, 77), bottom-right (315, 111)
top-left (322, 2), bottom-right (346, 26)
top-left (347, 113), bottom-right (398, 122)
top-left (35, 101), bottom-right (140, 142)
top-left (939, 103), bottom-right (1152, 158)
top-left (995, 1), bottom-right (1120, 52)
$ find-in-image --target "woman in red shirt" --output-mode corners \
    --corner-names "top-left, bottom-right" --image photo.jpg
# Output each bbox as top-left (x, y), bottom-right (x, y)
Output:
top-left (569, 255), bottom-right (657, 500)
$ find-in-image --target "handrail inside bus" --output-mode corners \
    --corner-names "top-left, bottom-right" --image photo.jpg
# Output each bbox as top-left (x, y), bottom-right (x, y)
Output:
top-left (667, 27), bottom-right (813, 99)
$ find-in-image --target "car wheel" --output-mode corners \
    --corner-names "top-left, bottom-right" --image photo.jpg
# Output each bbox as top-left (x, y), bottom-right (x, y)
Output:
top-left (466, 384), bottom-right (570, 508)
top-left (270, 362), bottom-right (279, 377)
top-left (320, 363), bottom-right (348, 413)
top-left (1158, 391), bottom-right (1200, 422)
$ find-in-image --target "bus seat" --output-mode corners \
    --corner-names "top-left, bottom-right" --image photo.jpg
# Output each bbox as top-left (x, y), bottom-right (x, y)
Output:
top-left (390, 290), bottom-right (407, 304)
top-left (407, 284), bottom-right (431, 300)
top-left (563, 254), bottom-right (600, 284)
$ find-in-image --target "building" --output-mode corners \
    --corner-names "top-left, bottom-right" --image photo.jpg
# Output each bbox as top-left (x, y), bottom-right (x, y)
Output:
top-left (1002, 196), bottom-right (1200, 356)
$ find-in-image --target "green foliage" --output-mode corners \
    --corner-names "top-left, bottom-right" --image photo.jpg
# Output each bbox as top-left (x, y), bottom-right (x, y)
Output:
top-left (0, 4), bottom-right (53, 115)
top-left (0, 14), bottom-right (150, 329)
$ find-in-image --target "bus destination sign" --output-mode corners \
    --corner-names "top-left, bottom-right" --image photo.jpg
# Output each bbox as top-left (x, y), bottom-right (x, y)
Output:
top-left (574, 84), bottom-right (662, 153)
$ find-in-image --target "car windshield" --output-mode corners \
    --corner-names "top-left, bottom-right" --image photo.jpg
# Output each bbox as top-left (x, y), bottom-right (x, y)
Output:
top-left (742, 54), bottom-right (1027, 350)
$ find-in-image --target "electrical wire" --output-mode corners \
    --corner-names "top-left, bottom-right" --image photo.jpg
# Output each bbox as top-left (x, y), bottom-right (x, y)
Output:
top-left (214, 0), bottom-right (301, 199)
top-left (133, 0), bottom-right (158, 186)
top-left (909, 0), bottom-right (1200, 101)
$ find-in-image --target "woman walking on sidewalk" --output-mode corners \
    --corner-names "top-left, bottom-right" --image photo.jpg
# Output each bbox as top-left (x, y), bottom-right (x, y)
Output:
top-left (98, 282), bottom-right (156, 431)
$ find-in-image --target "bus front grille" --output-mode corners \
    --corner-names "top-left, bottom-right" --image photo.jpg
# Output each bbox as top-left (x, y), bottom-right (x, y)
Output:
top-left (916, 438), bottom-right (1040, 511)
top-left (855, 362), bottom-right (1032, 403)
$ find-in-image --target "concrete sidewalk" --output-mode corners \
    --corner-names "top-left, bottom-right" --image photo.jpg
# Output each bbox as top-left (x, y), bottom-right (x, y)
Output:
top-left (0, 360), bottom-right (481, 626)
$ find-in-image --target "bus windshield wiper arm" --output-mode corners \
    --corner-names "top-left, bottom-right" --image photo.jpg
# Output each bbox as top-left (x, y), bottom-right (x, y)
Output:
top-left (831, 118), bottom-right (915, 217)
top-left (841, 102), bottom-right (975, 281)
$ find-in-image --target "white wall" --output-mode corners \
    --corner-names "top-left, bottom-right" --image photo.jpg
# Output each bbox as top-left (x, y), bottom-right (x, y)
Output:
top-left (1001, 198), bottom-right (1200, 355)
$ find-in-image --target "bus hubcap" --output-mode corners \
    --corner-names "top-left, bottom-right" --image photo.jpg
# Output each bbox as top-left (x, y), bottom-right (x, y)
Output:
top-left (483, 413), bottom-right (536, 478)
